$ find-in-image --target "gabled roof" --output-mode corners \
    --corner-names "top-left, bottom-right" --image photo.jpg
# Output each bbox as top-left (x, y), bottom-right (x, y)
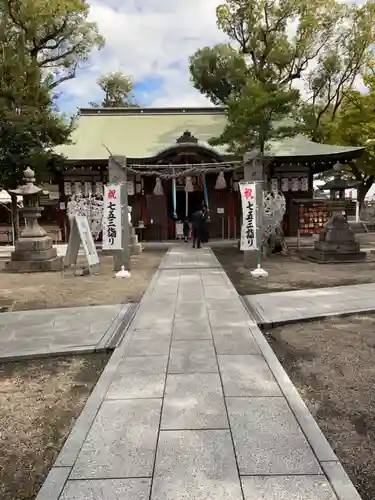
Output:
top-left (55, 107), bottom-right (228, 161)
top-left (55, 107), bottom-right (365, 162)
top-left (266, 135), bottom-right (364, 159)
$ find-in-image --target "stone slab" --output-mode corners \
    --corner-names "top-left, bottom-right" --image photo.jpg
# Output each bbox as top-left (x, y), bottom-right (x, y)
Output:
top-left (245, 283), bottom-right (375, 326)
top-left (106, 355), bottom-right (168, 399)
top-left (0, 304), bottom-right (129, 361)
top-left (151, 430), bottom-right (243, 500)
top-left (161, 373), bottom-right (228, 429)
top-left (35, 467), bottom-right (70, 500)
top-left (322, 461), bottom-right (362, 500)
top-left (227, 397), bottom-right (321, 475)
top-left (249, 324), bottom-right (339, 463)
top-left (70, 399), bottom-right (162, 479)
top-left (212, 327), bottom-right (260, 355)
top-left (218, 355), bottom-right (281, 396)
top-left (125, 337), bottom-right (171, 356)
top-left (172, 318), bottom-right (212, 340)
top-left (59, 478), bottom-right (151, 500)
top-left (168, 340), bottom-right (218, 373)
top-left (241, 476), bottom-right (337, 500)
top-left (55, 345), bottom-right (130, 468)
top-left (175, 302), bottom-right (207, 319)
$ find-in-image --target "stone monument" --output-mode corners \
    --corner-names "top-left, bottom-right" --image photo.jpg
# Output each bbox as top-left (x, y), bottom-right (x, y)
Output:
top-left (308, 163), bottom-right (366, 263)
top-left (5, 167), bottom-right (63, 272)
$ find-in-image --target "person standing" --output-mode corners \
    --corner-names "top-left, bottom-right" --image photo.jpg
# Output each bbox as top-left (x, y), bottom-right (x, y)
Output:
top-left (201, 204), bottom-right (210, 244)
top-left (192, 209), bottom-right (204, 248)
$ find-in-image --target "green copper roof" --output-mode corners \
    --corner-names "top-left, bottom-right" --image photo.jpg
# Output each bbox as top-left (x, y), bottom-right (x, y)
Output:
top-left (55, 107), bottom-right (364, 161)
top-left (55, 108), bottom-right (228, 161)
top-left (266, 135), bottom-right (364, 158)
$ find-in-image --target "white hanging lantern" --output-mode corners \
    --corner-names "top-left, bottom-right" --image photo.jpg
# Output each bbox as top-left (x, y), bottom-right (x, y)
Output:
top-left (153, 177), bottom-right (164, 196)
top-left (64, 181), bottom-right (72, 196)
top-left (185, 176), bottom-right (194, 193)
top-left (95, 182), bottom-right (103, 196)
top-left (84, 181), bottom-right (92, 196)
top-left (215, 171), bottom-right (227, 190)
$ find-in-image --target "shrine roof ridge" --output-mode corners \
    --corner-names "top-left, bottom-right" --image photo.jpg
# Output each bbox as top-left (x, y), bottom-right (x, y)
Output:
top-left (79, 106), bottom-right (226, 116)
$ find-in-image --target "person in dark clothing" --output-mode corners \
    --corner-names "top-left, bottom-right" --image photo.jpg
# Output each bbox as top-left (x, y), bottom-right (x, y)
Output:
top-left (201, 206), bottom-right (210, 244)
top-left (183, 217), bottom-right (190, 243)
top-left (192, 209), bottom-right (204, 248)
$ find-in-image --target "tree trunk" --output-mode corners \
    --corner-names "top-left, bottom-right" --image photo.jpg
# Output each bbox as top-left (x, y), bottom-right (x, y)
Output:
top-left (357, 178), bottom-right (374, 215)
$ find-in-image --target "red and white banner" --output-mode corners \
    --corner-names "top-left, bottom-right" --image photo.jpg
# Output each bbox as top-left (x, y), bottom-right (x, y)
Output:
top-left (102, 184), bottom-right (122, 250)
top-left (240, 182), bottom-right (258, 251)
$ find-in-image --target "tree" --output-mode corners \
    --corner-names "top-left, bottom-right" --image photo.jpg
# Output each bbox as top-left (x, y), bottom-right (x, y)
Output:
top-left (190, 0), bottom-right (342, 104)
top-left (306, 71), bottom-right (375, 208)
top-left (210, 79), bottom-right (299, 156)
top-left (0, 18), bottom-right (72, 189)
top-left (91, 72), bottom-right (139, 108)
top-left (190, 1), bottom-right (375, 154)
top-left (296, 1), bottom-right (375, 206)
top-left (189, 0), bottom-right (346, 158)
top-left (3, 0), bottom-right (104, 90)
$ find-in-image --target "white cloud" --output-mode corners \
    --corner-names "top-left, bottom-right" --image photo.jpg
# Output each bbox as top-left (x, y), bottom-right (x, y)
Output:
top-left (59, 0), bottom-right (226, 112)
top-left (58, 0), bottom-right (366, 113)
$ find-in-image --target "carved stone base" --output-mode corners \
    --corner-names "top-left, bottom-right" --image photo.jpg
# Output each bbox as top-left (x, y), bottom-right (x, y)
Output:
top-left (307, 214), bottom-right (366, 263)
top-left (307, 250), bottom-right (366, 263)
top-left (5, 236), bottom-right (63, 272)
top-left (130, 228), bottom-right (143, 255)
top-left (131, 243), bottom-right (143, 255)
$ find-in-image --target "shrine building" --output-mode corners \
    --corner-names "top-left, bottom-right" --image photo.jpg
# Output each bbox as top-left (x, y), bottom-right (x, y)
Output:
top-left (45, 107), bottom-right (365, 242)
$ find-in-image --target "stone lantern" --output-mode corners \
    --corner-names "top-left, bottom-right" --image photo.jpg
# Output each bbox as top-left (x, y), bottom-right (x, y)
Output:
top-left (308, 162), bottom-right (366, 262)
top-left (5, 167), bottom-right (63, 272)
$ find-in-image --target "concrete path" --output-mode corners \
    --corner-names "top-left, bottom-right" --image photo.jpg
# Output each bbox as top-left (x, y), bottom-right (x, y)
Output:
top-left (0, 304), bottom-right (135, 361)
top-left (245, 282), bottom-right (375, 327)
top-left (37, 247), bottom-right (360, 500)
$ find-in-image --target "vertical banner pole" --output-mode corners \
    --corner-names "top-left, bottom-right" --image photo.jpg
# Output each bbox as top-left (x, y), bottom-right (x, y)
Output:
top-left (239, 181), bottom-right (268, 278)
top-left (121, 167), bottom-right (131, 272)
top-left (172, 169), bottom-right (177, 219)
top-left (108, 155), bottom-right (131, 273)
top-left (203, 174), bottom-right (209, 209)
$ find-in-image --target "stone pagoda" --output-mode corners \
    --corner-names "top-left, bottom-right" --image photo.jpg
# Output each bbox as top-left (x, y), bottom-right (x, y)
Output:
top-left (5, 167), bottom-right (64, 272)
top-left (308, 163), bottom-right (366, 263)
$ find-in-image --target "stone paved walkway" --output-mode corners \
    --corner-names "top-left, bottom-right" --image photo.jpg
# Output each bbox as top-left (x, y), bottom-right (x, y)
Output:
top-left (0, 304), bottom-right (134, 361)
top-left (245, 283), bottom-right (375, 327)
top-left (37, 247), bottom-right (361, 500)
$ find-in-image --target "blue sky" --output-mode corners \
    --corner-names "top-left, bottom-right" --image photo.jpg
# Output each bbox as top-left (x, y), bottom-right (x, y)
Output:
top-left (56, 0), bottom-right (366, 117)
top-left (57, 0), bottom-right (226, 115)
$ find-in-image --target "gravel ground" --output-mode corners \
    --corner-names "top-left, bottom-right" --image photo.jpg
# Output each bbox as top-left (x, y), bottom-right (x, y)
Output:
top-left (0, 250), bottom-right (164, 311)
top-left (213, 246), bottom-right (375, 295)
top-left (0, 353), bottom-right (110, 500)
top-left (268, 315), bottom-right (375, 500)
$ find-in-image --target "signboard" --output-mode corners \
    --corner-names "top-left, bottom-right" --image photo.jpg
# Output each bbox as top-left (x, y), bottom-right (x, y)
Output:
top-left (102, 184), bottom-right (122, 250)
top-left (298, 204), bottom-right (329, 235)
top-left (64, 215), bottom-right (99, 270)
top-left (240, 182), bottom-right (258, 251)
top-left (217, 207), bottom-right (224, 214)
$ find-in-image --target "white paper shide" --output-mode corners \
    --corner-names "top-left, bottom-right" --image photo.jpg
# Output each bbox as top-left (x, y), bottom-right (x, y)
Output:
top-left (240, 182), bottom-right (258, 251)
top-left (102, 185), bottom-right (122, 250)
